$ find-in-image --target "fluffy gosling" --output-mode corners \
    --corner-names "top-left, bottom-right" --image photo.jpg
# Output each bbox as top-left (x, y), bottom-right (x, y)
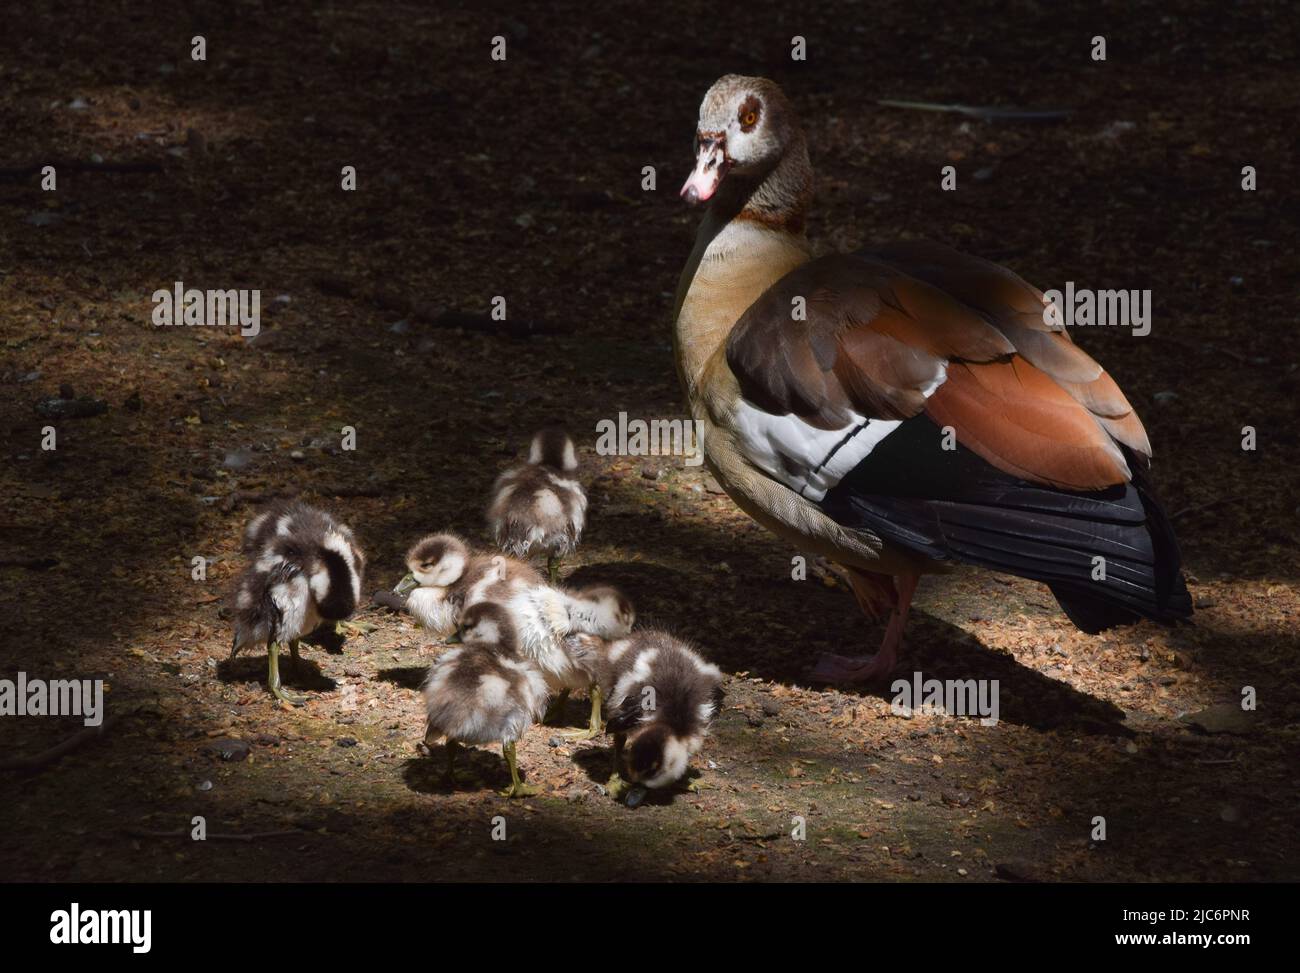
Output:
top-left (396, 532), bottom-right (541, 638)
top-left (423, 601), bottom-right (550, 798)
top-left (574, 630), bottom-right (723, 802)
top-left (486, 427), bottom-right (586, 583)
top-left (229, 501), bottom-right (365, 705)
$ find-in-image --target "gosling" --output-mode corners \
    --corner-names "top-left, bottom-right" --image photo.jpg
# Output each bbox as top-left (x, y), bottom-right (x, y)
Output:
top-left (229, 501), bottom-right (365, 705)
top-left (423, 601), bottom-right (550, 798)
top-left (486, 427), bottom-right (586, 583)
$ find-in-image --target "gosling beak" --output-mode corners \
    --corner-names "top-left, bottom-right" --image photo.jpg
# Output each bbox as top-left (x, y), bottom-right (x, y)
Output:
top-left (445, 630), bottom-right (462, 644)
top-left (393, 573), bottom-right (418, 596)
top-left (680, 136), bottom-right (729, 205)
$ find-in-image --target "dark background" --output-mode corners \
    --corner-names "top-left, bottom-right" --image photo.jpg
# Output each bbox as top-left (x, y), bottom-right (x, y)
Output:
top-left (1, 1), bottom-right (1296, 881)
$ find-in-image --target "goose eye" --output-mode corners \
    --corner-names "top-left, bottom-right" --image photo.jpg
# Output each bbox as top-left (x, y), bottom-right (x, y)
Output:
top-left (742, 110), bottom-right (757, 127)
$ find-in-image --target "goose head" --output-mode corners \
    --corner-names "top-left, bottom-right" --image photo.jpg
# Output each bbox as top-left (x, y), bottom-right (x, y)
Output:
top-left (681, 74), bottom-right (801, 205)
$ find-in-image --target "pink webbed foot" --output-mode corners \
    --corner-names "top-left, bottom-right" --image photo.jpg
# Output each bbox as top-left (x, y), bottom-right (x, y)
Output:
top-left (808, 645), bottom-right (900, 685)
top-left (807, 572), bottom-right (919, 686)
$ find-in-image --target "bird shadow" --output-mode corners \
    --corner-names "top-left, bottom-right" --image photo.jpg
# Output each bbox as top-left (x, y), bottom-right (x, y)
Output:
top-left (301, 624), bottom-right (349, 654)
top-left (216, 655), bottom-right (337, 693)
top-left (809, 614), bottom-right (1133, 736)
top-left (400, 748), bottom-right (525, 795)
top-left (377, 666), bottom-right (429, 691)
top-left (560, 561), bottom-right (681, 605)
top-left (570, 743), bottom-right (618, 785)
top-left (539, 693), bottom-right (602, 733)
top-left (559, 541), bottom-right (1130, 735)
top-left (568, 743), bottom-right (699, 807)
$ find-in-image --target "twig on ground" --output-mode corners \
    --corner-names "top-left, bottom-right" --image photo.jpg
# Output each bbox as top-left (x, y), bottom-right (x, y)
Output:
top-left (876, 100), bottom-right (1072, 122)
top-left (728, 831), bottom-right (786, 843)
top-left (0, 712), bottom-right (123, 772)
top-left (0, 556), bottom-right (59, 570)
top-left (125, 828), bottom-right (306, 842)
top-left (0, 159), bottom-right (165, 182)
top-left (1170, 496), bottom-right (1240, 521)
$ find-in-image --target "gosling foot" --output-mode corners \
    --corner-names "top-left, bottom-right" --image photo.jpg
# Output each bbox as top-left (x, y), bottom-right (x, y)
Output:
top-left (499, 781), bottom-right (541, 799)
top-left (268, 642), bottom-right (307, 706)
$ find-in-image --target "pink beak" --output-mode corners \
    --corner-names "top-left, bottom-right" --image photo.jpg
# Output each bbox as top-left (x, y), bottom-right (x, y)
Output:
top-left (680, 138), bottom-right (729, 205)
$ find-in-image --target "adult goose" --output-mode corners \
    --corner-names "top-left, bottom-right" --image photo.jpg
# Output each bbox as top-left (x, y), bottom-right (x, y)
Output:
top-left (674, 75), bottom-right (1191, 683)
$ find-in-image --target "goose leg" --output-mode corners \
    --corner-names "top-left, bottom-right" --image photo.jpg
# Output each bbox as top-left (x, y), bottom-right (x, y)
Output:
top-left (546, 553), bottom-right (560, 585)
top-left (335, 619), bottom-right (377, 637)
top-left (499, 741), bottom-right (540, 798)
top-left (287, 638), bottom-right (301, 675)
top-left (267, 641), bottom-right (307, 706)
top-left (809, 572), bottom-right (920, 685)
top-left (845, 567), bottom-right (897, 621)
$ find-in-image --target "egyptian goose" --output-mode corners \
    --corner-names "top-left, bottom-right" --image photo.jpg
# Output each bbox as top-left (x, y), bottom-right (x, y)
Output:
top-left (567, 630), bottom-right (724, 802)
top-left (674, 75), bottom-right (1192, 683)
top-left (230, 500), bottom-right (366, 705)
top-left (486, 427), bottom-right (587, 583)
top-left (424, 601), bottom-right (550, 798)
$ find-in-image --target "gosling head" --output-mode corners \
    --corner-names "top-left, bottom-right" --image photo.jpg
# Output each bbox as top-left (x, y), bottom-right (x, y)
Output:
top-left (623, 723), bottom-right (692, 790)
top-left (527, 426), bottom-right (578, 473)
top-left (397, 533), bottom-right (471, 593)
top-left (455, 601), bottom-right (518, 654)
top-left (570, 584), bottom-right (635, 638)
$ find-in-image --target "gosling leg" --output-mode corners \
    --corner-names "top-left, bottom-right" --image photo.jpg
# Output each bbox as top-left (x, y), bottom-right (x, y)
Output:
top-left (499, 741), bottom-right (540, 799)
top-left (557, 685), bottom-right (603, 740)
top-left (606, 731), bottom-right (630, 800)
top-left (268, 641), bottom-right (307, 706)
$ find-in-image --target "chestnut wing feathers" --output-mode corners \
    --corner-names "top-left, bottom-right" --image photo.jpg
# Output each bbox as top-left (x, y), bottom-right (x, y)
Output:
top-left (725, 246), bottom-right (1147, 492)
top-left (726, 243), bottom-right (1189, 631)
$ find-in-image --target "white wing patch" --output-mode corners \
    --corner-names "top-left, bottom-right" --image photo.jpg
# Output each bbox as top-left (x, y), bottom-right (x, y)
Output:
top-left (732, 364), bottom-right (946, 502)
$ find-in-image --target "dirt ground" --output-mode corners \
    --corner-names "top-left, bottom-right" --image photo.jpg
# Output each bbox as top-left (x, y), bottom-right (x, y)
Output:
top-left (1, 1), bottom-right (1297, 882)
